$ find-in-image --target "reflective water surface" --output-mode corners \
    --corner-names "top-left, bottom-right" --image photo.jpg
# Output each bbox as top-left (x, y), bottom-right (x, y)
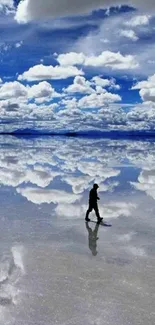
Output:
top-left (0, 136), bottom-right (155, 325)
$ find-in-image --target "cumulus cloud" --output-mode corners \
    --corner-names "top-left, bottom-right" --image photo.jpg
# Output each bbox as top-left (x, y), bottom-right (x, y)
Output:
top-left (132, 74), bottom-right (155, 90)
top-left (0, 80), bottom-right (62, 108)
top-left (72, 12), bottom-right (155, 77)
top-left (77, 161), bottom-right (120, 179)
top-left (57, 52), bottom-right (85, 66)
top-left (55, 200), bottom-right (136, 221)
top-left (98, 201), bottom-right (136, 220)
top-left (28, 81), bottom-right (62, 103)
top-left (62, 175), bottom-right (93, 194)
top-left (119, 29), bottom-right (138, 41)
top-left (140, 89), bottom-right (155, 102)
top-left (57, 51), bottom-right (139, 70)
top-left (132, 74), bottom-right (155, 102)
top-left (84, 51), bottom-right (139, 69)
top-left (55, 203), bottom-right (87, 219)
top-left (125, 15), bottom-right (150, 27)
top-left (15, 41), bottom-right (23, 48)
top-left (64, 76), bottom-right (94, 94)
top-left (15, 0), bottom-right (155, 23)
top-left (0, 81), bottom-right (27, 100)
top-left (18, 64), bottom-right (83, 81)
top-left (1, 136), bottom-right (155, 217)
top-left (17, 187), bottom-right (82, 204)
top-left (91, 76), bottom-right (120, 90)
top-left (78, 92), bottom-right (121, 108)
top-left (0, 0), bottom-right (14, 10)
top-left (131, 169), bottom-right (155, 200)
top-left (64, 75), bottom-right (120, 96)
top-left (0, 164), bottom-right (59, 188)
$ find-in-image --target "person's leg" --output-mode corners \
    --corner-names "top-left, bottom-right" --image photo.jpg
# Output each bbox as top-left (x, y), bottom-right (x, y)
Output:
top-left (94, 205), bottom-right (100, 219)
top-left (94, 205), bottom-right (103, 223)
top-left (85, 206), bottom-right (92, 221)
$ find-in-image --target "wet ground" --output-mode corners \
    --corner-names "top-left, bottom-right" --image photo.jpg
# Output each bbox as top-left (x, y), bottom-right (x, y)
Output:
top-left (0, 135), bottom-right (155, 325)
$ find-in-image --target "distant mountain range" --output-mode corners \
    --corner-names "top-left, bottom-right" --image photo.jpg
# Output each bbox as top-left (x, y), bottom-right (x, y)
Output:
top-left (1, 128), bottom-right (155, 139)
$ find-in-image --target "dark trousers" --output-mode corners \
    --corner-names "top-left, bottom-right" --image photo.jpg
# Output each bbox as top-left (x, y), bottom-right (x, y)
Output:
top-left (86, 203), bottom-right (100, 220)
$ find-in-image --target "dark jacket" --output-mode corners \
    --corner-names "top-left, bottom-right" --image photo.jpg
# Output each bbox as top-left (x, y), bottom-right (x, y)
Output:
top-left (89, 188), bottom-right (99, 205)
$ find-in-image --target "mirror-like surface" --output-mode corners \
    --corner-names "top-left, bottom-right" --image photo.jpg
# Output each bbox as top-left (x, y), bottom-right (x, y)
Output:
top-left (0, 136), bottom-right (155, 325)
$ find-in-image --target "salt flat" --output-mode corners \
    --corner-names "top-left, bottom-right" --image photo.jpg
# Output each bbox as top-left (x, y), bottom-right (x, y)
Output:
top-left (0, 136), bottom-right (155, 325)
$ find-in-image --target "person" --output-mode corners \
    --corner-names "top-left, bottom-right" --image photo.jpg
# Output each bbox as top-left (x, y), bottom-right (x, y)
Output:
top-left (85, 184), bottom-right (103, 224)
top-left (85, 222), bottom-right (99, 256)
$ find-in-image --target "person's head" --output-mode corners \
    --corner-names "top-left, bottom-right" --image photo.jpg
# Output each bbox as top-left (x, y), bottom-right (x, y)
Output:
top-left (93, 183), bottom-right (99, 190)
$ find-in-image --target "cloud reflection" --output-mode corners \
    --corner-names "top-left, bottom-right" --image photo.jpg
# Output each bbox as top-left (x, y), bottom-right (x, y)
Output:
top-left (0, 136), bottom-right (155, 222)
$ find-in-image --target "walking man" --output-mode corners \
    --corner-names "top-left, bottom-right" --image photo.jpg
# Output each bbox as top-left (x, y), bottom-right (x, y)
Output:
top-left (85, 184), bottom-right (103, 224)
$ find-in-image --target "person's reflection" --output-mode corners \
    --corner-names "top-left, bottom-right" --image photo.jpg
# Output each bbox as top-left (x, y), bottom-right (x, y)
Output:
top-left (85, 222), bottom-right (100, 256)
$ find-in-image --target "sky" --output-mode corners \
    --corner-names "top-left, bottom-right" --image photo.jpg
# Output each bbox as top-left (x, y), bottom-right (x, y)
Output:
top-left (0, 0), bottom-right (155, 132)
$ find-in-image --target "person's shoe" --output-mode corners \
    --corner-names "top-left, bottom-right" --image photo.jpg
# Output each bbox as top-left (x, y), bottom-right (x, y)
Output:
top-left (85, 218), bottom-right (91, 222)
top-left (97, 217), bottom-right (103, 224)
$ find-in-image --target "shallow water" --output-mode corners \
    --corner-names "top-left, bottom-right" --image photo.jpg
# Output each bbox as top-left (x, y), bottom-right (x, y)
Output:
top-left (0, 136), bottom-right (155, 325)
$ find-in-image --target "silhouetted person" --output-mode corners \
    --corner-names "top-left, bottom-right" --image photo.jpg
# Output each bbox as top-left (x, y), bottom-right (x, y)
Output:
top-left (85, 184), bottom-right (103, 224)
top-left (85, 222), bottom-right (99, 256)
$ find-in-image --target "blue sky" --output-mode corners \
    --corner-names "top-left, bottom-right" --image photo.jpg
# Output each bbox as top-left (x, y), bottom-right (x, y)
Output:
top-left (0, 0), bottom-right (155, 132)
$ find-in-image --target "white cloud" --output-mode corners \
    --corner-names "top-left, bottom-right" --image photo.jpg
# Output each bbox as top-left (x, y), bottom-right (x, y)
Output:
top-left (125, 15), bottom-right (150, 27)
top-left (18, 64), bottom-right (83, 81)
top-left (132, 74), bottom-right (155, 102)
top-left (118, 232), bottom-right (136, 242)
top-left (60, 97), bottom-right (78, 110)
top-left (0, 80), bottom-right (62, 107)
top-left (0, 81), bottom-right (27, 100)
top-left (15, 41), bottom-right (23, 48)
top-left (131, 168), bottom-right (155, 200)
top-left (127, 246), bottom-right (146, 257)
top-left (57, 51), bottom-right (139, 70)
top-left (15, 0), bottom-right (155, 23)
top-left (78, 92), bottom-right (121, 109)
top-left (119, 29), bottom-right (138, 41)
top-left (55, 200), bottom-right (136, 221)
top-left (140, 88), bottom-right (155, 102)
top-left (11, 245), bottom-right (25, 274)
top-left (77, 161), bottom-right (120, 179)
top-left (91, 76), bottom-right (120, 90)
top-left (28, 81), bottom-right (61, 103)
top-left (17, 187), bottom-right (82, 205)
top-left (0, 164), bottom-right (59, 188)
top-left (99, 201), bottom-right (136, 220)
top-left (64, 76), bottom-right (94, 94)
top-left (73, 12), bottom-right (155, 77)
top-left (139, 169), bottom-right (155, 184)
top-left (0, 0), bottom-right (14, 10)
top-left (0, 244), bottom-right (25, 317)
top-left (55, 203), bottom-right (87, 219)
top-left (62, 175), bottom-right (93, 194)
top-left (84, 51), bottom-right (139, 70)
top-left (91, 76), bottom-right (112, 88)
top-left (132, 74), bottom-right (155, 90)
top-left (57, 52), bottom-right (85, 66)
